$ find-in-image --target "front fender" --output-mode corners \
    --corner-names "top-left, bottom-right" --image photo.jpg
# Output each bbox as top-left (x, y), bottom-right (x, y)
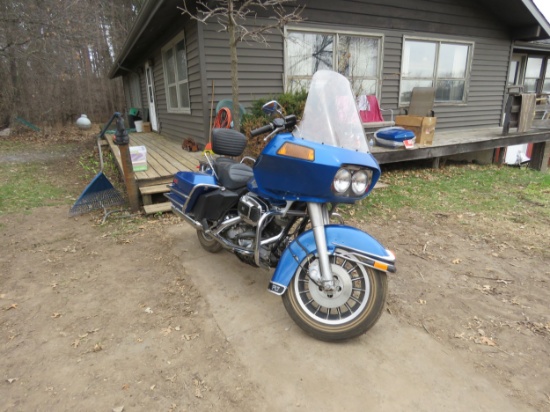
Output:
top-left (268, 225), bottom-right (396, 295)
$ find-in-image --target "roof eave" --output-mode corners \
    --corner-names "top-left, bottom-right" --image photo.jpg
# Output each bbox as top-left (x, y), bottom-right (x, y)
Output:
top-left (521, 0), bottom-right (550, 39)
top-left (108, 0), bottom-right (167, 79)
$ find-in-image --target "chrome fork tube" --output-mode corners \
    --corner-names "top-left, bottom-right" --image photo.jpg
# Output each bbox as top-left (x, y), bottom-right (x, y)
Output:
top-left (308, 203), bottom-right (335, 290)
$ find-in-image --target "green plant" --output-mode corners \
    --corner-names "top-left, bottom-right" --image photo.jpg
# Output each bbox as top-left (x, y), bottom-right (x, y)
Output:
top-left (241, 89), bottom-right (308, 158)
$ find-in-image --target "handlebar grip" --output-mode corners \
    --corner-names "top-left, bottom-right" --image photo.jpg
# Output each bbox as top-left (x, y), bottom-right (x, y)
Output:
top-left (250, 123), bottom-right (274, 137)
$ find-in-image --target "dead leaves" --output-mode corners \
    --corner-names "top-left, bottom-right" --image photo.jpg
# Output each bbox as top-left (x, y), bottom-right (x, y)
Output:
top-left (474, 336), bottom-right (497, 347)
top-left (454, 328), bottom-right (497, 347)
top-left (71, 328), bottom-right (101, 352)
top-left (194, 378), bottom-right (208, 399)
top-left (5, 303), bottom-right (18, 311)
top-left (518, 321), bottom-right (550, 336)
top-left (159, 325), bottom-right (199, 341)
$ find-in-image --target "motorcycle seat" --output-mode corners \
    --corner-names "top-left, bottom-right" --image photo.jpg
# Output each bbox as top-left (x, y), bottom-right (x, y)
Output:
top-left (214, 158), bottom-right (254, 190)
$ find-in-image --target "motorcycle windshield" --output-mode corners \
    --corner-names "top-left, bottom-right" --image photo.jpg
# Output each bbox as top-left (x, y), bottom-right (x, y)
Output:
top-left (293, 70), bottom-right (369, 153)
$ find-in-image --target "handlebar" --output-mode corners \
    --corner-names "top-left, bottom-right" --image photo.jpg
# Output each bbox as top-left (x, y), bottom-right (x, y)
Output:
top-left (250, 115), bottom-right (297, 138)
top-left (250, 123), bottom-right (275, 137)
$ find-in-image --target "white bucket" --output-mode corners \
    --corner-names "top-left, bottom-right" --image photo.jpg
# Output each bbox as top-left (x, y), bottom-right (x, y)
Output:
top-left (134, 120), bottom-right (144, 133)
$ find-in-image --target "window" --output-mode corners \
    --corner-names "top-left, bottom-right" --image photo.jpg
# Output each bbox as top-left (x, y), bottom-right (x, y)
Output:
top-left (524, 57), bottom-right (544, 93)
top-left (543, 63), bottom-right (550, 94)
top-left (400, 37), bottom-right (473, 105)
top-left (162, 32), bottom-right (190, 113)
top-left (285, 28), bottom-right (383, 97)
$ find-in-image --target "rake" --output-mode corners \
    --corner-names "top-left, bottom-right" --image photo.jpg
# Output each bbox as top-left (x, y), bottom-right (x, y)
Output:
top-left (69, 113), bottom-right (127, 218)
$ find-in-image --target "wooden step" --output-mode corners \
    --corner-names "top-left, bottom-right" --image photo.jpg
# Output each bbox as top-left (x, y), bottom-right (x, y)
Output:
top-left (139, 183), bottom-right (171, 205)
top-left (143, 202), bottom-right (172, 215)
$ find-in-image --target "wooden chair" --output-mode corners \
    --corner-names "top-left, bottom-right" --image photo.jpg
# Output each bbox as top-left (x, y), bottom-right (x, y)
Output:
top-left (404, 87), bottom-right (436, 117)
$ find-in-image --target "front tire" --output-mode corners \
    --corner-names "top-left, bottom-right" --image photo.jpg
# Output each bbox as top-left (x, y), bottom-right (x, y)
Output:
top-left (282, 251), bottom-right (387, 341)
top-left (197, 229), bottom-right (223, 253)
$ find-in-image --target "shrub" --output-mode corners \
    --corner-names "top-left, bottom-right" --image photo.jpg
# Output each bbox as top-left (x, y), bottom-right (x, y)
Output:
top-left (241, 89), bottom-right (308, 158)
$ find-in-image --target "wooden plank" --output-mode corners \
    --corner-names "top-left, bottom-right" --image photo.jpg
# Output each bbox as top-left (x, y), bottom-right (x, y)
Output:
top-left (131, 132), bottom-right (200, 172)
top-left (143, 202), bottom-right (172, 215)
top-left (142, 134), bottom-right (200, 167)
top-left (140, 183), bottom-right (171, 195)
top-left (518, 94), bottom-right (536, 133)
top-left (372, 129), bottom-right (550, 164)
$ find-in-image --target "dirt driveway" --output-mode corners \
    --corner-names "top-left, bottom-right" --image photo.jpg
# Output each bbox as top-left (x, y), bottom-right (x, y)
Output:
top-left (1, 140), bottom-right (549, 411)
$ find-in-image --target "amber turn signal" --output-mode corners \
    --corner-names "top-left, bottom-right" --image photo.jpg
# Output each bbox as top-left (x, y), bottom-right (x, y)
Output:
top-left (277, 143), bottom-right (315, 161)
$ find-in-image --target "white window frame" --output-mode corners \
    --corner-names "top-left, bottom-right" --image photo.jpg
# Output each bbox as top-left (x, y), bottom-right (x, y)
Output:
top-left (162, 31), bottom-right (191, 114)
top-left (284, 25), bottom-right (384, 98)
top-left (399, 36), bottom-right (475, 107)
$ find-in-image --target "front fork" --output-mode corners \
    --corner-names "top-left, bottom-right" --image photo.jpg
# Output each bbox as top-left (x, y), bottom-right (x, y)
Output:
top-left (307, 203), bottom-right (336, 291)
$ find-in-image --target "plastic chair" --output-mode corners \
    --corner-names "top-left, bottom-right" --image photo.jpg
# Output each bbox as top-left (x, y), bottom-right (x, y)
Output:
top-left (357, 95), bottom-right (394, 129)
top-left (405, 87), bottom-right (436, 117)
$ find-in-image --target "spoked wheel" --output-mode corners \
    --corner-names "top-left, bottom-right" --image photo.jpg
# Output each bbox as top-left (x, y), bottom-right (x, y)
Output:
top-left (196, 229), bottom-right (223, 253)
top-left (282, 250), bottom-right (387, 341)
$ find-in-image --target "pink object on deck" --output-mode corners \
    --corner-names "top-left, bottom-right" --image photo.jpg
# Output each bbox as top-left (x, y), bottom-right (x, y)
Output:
top-left (358, 95), bottom-right (385, 123)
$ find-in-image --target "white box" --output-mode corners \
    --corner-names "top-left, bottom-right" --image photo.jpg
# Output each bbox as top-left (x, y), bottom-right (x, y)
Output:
top-left (130, 146), bottom-right (147, 172)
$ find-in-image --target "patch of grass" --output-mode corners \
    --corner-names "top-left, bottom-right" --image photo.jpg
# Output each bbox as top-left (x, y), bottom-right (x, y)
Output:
top-left (350, 164), bottom-right (550, 223)
top-left (0, 161), bottom-right (71, 215)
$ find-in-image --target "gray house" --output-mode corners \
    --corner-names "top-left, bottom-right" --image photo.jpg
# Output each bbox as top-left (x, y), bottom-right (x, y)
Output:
top-left (511, 39), bottom-right (550, 93)
top-left (109, 0), bottom-right (550, 148)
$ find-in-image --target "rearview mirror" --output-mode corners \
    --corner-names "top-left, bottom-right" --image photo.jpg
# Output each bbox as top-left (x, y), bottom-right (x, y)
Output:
top-left (262, 100), bottom-right (283, 116)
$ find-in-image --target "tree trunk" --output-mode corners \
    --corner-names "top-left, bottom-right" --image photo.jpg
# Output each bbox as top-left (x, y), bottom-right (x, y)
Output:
top-left (228, 0), bottom-right (240, 131)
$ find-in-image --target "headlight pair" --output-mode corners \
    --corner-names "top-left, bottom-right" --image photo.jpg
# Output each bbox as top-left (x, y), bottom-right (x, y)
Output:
top-left (332, 167), bottom-right (372, 197)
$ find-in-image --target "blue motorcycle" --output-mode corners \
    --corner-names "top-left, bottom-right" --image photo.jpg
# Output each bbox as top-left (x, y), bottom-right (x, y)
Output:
top-left (166, 70), bottom-right (396, 341)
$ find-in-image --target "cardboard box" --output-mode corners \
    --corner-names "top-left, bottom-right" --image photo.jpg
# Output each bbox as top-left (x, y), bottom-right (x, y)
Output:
top-left (395, 115), bottom-right (437, 145)
top-left (130, 146), bottom-right (148, 172)
top-left (142, 122), bottom-right (151, 133)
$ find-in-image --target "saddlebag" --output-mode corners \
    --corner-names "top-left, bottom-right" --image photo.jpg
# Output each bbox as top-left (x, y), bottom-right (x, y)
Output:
top-left (192, 188), bottom-right (240, 221)
top-left (167, 171), bottom-right (217, 214)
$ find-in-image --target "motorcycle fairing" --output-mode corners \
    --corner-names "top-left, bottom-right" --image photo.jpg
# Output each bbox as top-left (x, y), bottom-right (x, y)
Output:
top-left (250, 133), bottom-right (381, 204)
top-left (268, 225), bottom-right (396, 295)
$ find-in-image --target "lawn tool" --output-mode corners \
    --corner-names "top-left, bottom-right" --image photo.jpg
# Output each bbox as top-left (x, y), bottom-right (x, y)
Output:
top-left (69, 113), bottom-right (127, 218)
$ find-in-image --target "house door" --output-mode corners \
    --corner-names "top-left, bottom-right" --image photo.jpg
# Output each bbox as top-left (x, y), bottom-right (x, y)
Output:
top-left (145, 62), bottom-right (158, 131)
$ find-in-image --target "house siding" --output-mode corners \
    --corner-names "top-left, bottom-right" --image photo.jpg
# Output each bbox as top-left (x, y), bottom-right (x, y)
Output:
top-left (120, 0), bottom-right (516, 142)
top-left (153, 21), bottom-right (206, 143)
top-left (291, 0), bottom-right (513, 130)
top-left (201, 20), bottom-right (285, 108)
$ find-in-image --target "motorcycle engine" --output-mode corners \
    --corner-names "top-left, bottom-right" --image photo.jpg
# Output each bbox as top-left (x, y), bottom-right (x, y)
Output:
top-left (237, 193), bottom-right (269, 226)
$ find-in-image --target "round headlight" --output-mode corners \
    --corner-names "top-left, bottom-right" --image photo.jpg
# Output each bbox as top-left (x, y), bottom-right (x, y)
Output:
top-left (351, 170), bottom-right (369, 195)
top-left (333, 168), bottom-right (351, 193)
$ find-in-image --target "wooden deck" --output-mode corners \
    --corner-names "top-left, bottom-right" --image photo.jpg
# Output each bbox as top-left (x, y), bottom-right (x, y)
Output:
top-left (107, 125), bottom-right (549, 214)
top-left (369, 126), bottom-right (550, 166)
top-left (106, 132), bottom-right (203, 214)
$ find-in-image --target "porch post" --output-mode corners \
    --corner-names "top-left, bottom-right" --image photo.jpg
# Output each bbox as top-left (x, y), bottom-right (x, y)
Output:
top-left (529, 141), bottom-right (550, 172)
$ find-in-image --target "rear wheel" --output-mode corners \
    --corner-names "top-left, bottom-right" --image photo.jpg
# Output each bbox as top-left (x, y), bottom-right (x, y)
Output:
top-left (197, 229), bottom-right (223, 253)
top-left (282, 251), bottom-right (387, 341)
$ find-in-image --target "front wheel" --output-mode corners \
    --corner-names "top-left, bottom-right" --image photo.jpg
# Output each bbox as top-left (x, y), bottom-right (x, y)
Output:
top-left (197, 229), bottom-right (223, 253)
top-left (282, 251), bottom-right (387, 341)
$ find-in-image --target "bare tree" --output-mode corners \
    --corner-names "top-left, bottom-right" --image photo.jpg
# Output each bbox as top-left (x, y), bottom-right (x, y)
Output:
top-left (180, 0), bottom-right (304, 131)
top-left (0, 0), bottom-right (142, 130)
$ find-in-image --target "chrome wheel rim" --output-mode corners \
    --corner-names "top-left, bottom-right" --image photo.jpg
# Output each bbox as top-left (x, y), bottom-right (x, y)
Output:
top-left (292, 252), bottom-right (371, 326)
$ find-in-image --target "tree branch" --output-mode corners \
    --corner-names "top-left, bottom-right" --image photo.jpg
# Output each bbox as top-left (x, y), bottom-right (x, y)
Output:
top-left (0, 39), bottom-right (31, 53)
